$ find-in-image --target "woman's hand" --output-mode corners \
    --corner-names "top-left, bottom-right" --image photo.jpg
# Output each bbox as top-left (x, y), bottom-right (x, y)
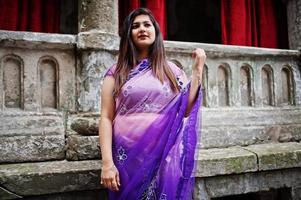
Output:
top-left (192, 48), bottom-right (206, 83)
top-left (100, 164), bottom-right (121, 191)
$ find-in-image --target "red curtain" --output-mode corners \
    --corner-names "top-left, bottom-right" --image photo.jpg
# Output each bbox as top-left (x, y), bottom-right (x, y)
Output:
top-left (118, 0), bottom-right (167, 39)
top-left (0, 0), bottom-right (60, 33)
top-left (221, 0), bottom-right (279, 48)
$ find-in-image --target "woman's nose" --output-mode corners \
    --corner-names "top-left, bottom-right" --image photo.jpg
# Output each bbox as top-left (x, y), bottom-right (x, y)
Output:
top-left (138, 25), bottom-right (146, 32)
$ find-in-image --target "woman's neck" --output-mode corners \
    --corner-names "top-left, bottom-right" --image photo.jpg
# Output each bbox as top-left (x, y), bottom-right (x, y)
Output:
top-left (137, 49), bottom-right (149, 61)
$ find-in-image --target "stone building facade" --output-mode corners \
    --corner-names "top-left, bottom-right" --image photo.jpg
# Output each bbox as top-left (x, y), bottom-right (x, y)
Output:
top-left (0, 0), bottom-right (301, 199)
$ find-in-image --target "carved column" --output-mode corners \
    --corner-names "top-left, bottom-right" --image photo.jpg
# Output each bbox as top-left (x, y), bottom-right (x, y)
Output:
top-left (77, 0), bottom-right (119, 112)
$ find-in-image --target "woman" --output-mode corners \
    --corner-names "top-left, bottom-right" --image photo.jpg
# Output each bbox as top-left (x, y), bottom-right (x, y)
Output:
top-left (99, 8), bottom-right (206, 200)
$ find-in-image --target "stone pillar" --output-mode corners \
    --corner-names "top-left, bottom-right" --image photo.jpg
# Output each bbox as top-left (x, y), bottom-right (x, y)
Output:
top-left (287, 0), bottom-right (301, 50)
top-left (77, 0), bottom-right (119, 112)
top-left (78, 0), bottom-right (118, 34)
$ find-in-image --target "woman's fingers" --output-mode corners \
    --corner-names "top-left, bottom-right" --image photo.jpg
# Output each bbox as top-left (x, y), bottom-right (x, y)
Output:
top-left (100, 167), bottom-right (120, 191)
top-left (192, 48), bottom-right (206, 75)
top-left (111, 179), bottom-right (119, 191)
top-left (116, 172), bottom-right (121, 187)
top-left (194, 48), bottom-right (206, 59)
top-left (105, 178), bottom-right (113, 190)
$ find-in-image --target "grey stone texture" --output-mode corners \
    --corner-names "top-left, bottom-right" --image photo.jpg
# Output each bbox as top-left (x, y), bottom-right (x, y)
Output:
top-left (287, 0), bottom-right (301, 50)
top-left (200, 107), bottom-right (301, 148)
top-left (164, 41), bottom-right (301, 107)
top-left (0, 135), bottom-right (65, 163)
top-left (292, 187), bottom-right (301, 200)
top-left (0, 33), bottom-right (76, 111)
top-left (0, 160), bottom-right (102, 197)
top-left (0, 112), bottom-right (65, 163)
top-left (68, 114), bottom-right (100, 136)
top-left (77, 50), bottom-right (116, 112)
top-left (194, 168), bottom-right (301, 198)
top-left (193, 179), bottom-right (211, 200)
top-left (66, 135), bottom-right (100, 161)
top-left (196, 146), bottom-right (257, 177)
top-left (244, 142), bottom-right (301, 171)
top-left (0, 31), bottom-right (76, 50)
top-left (77, 31), bottom-right (120, 51)
top-left (0, 186), bottom-right (22, 199)
top-left (21, 190), bottom-right (108, 200)
top-left (78, 0), bottom-right (118, 34)
top-left (0, 112), bottom-right (64, 136)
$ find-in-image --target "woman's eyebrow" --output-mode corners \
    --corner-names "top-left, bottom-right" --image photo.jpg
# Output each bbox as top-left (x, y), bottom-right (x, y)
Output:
top-left (132, 20), bottom-right (151, 25)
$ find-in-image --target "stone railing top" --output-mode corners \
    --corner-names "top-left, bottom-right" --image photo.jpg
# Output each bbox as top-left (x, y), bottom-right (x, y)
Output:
top-left (0, 30), bottom-right (76, 50)
top-left (1, 31), bottom-right (299, 57)
top-left (164, 40), bottom-right (300, 58)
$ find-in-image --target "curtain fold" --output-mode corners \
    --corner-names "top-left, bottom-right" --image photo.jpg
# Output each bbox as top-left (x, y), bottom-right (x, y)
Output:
top-left (221, 0), bottom-right (281, 48)
top-left (256, 0), bottom-right (278, 48)
top-left (0, 0), bottom-right (19, 31)
top-left (0, 0), bottom-right (60, 33)
top-left (144, 0), bottom-right (167, 39)
top-left (118, 0), bottom-right (167, 39)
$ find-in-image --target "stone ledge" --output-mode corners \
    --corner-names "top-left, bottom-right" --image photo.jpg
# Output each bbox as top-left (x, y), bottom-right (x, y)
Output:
top-left (196, 146), bottom-right (257, 177)
top-left (243, 142), bottom-right (301, 171)
top-left (0, 160), bottom-right (102, 197)
top-left (0, 31), bottom-right (76, 50)
top-left (164, 40), bottom-right (300, 58)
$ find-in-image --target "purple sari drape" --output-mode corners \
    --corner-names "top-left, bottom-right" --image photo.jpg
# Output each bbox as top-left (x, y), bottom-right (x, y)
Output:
top-left (104, 59), bottom-right (202, 200)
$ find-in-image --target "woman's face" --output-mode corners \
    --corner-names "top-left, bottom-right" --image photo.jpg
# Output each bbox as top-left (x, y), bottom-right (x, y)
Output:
top-left (131, 14), bottom-right (156, 52)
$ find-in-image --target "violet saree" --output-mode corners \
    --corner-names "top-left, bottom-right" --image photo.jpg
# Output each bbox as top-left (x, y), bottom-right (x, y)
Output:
top-left (104, 59), bottom-right (202, 200)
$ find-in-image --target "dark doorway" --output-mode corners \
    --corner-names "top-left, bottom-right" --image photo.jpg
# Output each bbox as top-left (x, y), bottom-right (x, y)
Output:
top-left (166, 0), bottom-right (221, 44)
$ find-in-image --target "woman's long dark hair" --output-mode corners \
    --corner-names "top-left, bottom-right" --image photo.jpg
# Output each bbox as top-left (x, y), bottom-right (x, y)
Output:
top-left (114, 8), bottom-right (179, 96)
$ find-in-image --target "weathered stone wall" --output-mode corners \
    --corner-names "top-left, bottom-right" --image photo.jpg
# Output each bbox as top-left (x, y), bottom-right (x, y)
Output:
top-left (0, 32), bottom-right (76, 165)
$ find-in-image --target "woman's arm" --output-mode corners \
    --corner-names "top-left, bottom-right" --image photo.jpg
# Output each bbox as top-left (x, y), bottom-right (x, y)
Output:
top-left (99, 76), bottom-right (120, 191)
top-left (185, 48), bottom-right (206, 116)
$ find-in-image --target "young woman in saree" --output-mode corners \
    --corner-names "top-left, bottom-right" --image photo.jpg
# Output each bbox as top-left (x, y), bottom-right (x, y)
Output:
top-left (99, 8), bottom-right (206, 200)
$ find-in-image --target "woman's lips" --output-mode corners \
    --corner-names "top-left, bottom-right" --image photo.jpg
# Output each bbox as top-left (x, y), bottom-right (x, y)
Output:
top-left (138, 35), bottom-right (148, 39)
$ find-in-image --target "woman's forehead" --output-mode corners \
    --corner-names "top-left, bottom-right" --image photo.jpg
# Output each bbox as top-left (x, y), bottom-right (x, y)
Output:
top-left (133, 15), bottom-right (151, 23)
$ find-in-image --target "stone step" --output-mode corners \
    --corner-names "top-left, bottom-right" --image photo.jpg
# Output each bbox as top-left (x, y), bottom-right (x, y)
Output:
top-left (0, 142), bottom-right (300, 198)
top-left (0, 160), bottom-right (102, 198)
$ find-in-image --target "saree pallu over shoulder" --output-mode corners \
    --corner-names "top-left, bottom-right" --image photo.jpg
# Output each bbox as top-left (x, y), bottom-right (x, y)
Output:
top-left (105, 60), bottom-right (202, 200)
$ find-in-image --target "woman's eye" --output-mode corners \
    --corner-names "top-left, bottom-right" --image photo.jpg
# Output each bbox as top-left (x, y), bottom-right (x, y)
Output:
top-left (132, 24), bottom-right (139, 29)
top-left (144, 23), bottom-right (151, 27)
